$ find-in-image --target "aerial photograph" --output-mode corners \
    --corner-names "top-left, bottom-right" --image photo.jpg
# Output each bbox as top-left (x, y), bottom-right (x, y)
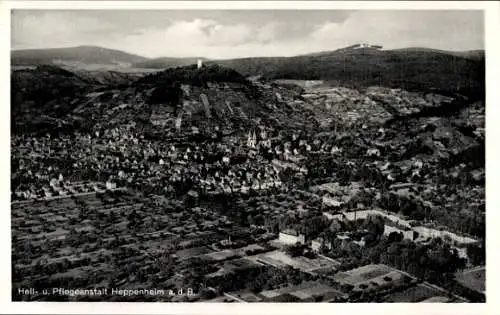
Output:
top-left (10, 8), bottom-right (485, 303)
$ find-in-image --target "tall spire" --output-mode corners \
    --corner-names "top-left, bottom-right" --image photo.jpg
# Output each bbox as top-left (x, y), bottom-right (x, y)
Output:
top-left (247, 129), bottom-right (257, 148)
top-left (247, 131), bottom-right (252, 148)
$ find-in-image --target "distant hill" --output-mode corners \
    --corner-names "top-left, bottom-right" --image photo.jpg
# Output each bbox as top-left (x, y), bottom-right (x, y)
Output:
top-left (11, 65), bottom-right (99, 134)
top-left (133, 57), bottom-right (210, 69)
top-left (212, 48), bottom-right (485, 98)
top-left (134, 63), bottom-right (250, 87)
top-left (73, 69), bottom-right (147, 86)
top-left (11, 45), bottom-right (485, 99)
top-left (390, 47), bottom-right (485, 61)
top-left (11, 65), bottom-right (94, 109)
top-left (11, 46), bottom-right (148, 66)
top-left (451, 50), bottom-right (485, 61)
top-left (301, 44), bottom-right (384, 56)
top-left (10, 63), bottom-right (278, 136)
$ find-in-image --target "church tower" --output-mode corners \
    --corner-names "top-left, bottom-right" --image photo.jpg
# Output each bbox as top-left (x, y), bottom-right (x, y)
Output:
top-left (247, 130), bottom-right (257, 148)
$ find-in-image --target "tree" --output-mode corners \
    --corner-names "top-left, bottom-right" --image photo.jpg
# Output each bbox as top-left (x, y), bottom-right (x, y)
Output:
top-left (388, 231), bottom-right (404, 243)
top-left (286, 244), bottom-right (304, 257)
top-left (250, 281), bottom-right (263, 294)
top-left (300, 215), bottom-right (330, 239)
top-left (364, 233), bottom-right (378, 246)
top-left (247, 214), bottom-right (256, 227)
top-left (467, 243), bottom-right (485, 266)
top-left (200, 288), bottom-right (217, 300)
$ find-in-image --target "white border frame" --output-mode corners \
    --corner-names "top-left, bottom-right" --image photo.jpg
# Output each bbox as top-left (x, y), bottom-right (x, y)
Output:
top-left (1, 1), bottom-right (499, 314)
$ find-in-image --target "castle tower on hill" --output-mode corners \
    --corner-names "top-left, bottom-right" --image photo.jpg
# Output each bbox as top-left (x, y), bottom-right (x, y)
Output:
top-left (197, 59), bottom-right (203, 69)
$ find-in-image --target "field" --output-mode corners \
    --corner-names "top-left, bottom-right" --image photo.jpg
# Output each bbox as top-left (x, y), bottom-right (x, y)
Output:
top-left (175, 246), bottom-right (215, 261)
top-left (383, 283), bottom-right (449, 302)
top-left (11, 190), bottom-right (239, 300)
top-left (333, 264), bottom-right (413, 291)
top-left (420, 296), bottom-right (452, 303)
top-left (248, 250), bottom-right (339, 273)
top-left (454, 266), bottom-right (486, 293)
top-left (273, 79), bottom-right (325, 88)
top-left (258, 281), bottom-right (344, 302)
top-left (206, 258), bottom-right (259, 278)
top-left (203, 295), bottom-right (237, 303)
top-left (204, 249), bottom-right (240, 262)
top-left (226, 281), bottom-right (344, 302)
top-left (235, 244), bottom-right (267, 256)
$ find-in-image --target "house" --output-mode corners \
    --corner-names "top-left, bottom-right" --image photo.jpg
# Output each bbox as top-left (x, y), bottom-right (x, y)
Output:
top-left (366, 148), bottom-right (381, 157)
top-left (105, 181), bottom-right (117, 190)
top-left (454, 246), bottom-right (468, 259)
top-left (323, 212), bottom-right (344, 221)
top-left (311, 237), bottom-right (332, 252)
top-left (336, 234), bottom-right (351, 248)
top-left (328, 219), bottom-right (343, 233)
top-left (49, 178), bottom-right (59, 188)
top-left (353, 239), bottom-right (366, 247)
top-left (279, 229), bottom-right (306, 245)
top-left (311, 239), bottom-right (322, 252)
top-left (261, 139), bottom-right (272, 148)
top-left (322, 196), bottom-right (343, 207)
top-left (330, 146), bottom-right (342, 154)
top-left (297, 206), bottom-right (309, 218)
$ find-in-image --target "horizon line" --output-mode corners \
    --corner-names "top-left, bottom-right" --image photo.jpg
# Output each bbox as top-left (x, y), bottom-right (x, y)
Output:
top-left (10, 44), bottom-right (486, 61)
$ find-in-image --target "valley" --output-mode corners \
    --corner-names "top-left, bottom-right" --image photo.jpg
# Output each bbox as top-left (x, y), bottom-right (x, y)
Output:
top-left (10, 45), bottom-right (485, 303)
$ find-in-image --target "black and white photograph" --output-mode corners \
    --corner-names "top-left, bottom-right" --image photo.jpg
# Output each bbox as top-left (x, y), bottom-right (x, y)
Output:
top-left (3, 1), bottom-right (498, 313)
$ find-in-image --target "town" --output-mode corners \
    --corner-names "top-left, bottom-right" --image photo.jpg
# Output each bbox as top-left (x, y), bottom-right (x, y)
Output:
top-left (11, 63), bottom-right (485, 302)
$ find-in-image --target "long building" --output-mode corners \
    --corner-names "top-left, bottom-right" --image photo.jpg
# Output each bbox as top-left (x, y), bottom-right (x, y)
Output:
top-left (413, 226), bottom-right (479, 246)
top-left (323, 209), bottom-right (479, 248)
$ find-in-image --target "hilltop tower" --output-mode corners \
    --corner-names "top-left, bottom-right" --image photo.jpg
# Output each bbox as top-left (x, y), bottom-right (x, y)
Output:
top-left (175, 116), bottom-right (182, 132)
top-left (197, 59), bottom-right (203, 69)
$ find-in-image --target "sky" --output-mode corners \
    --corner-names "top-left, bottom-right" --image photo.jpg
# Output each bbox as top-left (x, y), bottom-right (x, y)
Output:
top-left (11, 10), bottom-right (484, 59)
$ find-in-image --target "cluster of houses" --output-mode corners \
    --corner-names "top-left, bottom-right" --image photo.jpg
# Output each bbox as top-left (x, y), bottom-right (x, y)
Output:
top-left (277, 228), bottom-right (365, 253)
